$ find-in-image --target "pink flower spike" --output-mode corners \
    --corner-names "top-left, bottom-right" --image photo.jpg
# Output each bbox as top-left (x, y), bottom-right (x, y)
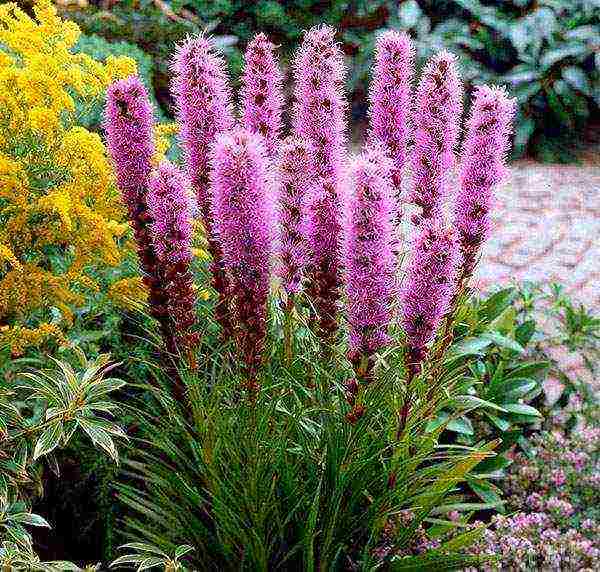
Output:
top-left (241, 33), bottom-right (284, 157)
top-left (104, 75), bottom-right (155, 215)
top-left (401, 221), bottom-right (460, 377)
top-left (210, 129), bottom-right (274, 385)
top-left (410, 51), bottom-right (463, 220)
top-left (307, 176), bottom-right (344, 338)
top-left (171, 34), bottom-right (236, 338)
top-left (277, 137), bottom-right (314, 296)
top-left (147, 161), bottom-right (199, 355)
top-left (367, 30), bottom-right (415, 193)
top-left (455, 85), bottom-right (516, 275)
top-left (171, 34), bottom-right (235, 219)
top-left (345, 145), bottom-right (396, 358)
top-left (292, 24), bottom-right (347, 185)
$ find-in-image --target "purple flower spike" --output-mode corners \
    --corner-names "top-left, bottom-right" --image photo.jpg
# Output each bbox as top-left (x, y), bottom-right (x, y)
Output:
top-left (307, 177), bottom-right (344, 339)
top-left (401, 221), bottom-right (460, 378)
top-left (277, 137), bottom-right (313, 296)
top-left (345, 145), bottom-right (396, 360)
top-left (292, 24), bottom-right (347, 185)
top-left (147, 161), bottom-right (199, 357)
top-left (171, 34), bottom-right (236, 338)
top-left (456, 85), bottom-right (516, 275)
top-left (171, 34), bottom-right (235, 216)
top-left (367, 30), bottom-right (415, 192)
top-left (210, 129), bottom-right (274, 389)
top-left (105, 76), bottom-right (155, 215)
top-left (241, 33), bottom-right (284, 157)
top-left (293, 25), bottom-right (347, 338)
top-left (410, 51), bottom-right (463, 221)
top-left (105, 76), bottom-right (173, 345)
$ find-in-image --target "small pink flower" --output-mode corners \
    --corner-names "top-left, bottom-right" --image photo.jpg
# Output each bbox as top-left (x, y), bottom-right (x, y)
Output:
top-left (551, 469), bottom-right (567, 487)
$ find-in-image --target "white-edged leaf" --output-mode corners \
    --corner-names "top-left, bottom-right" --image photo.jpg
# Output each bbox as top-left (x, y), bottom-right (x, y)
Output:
top-left (11, 512), bottom-right (51, 528)
top-left (174, 544), bottom-right (194, 559)
top-left (77, 419), bottom-right (119, 463)
top-left (562, 66), bottom-right (592, 96)
top-left (33, 422), bottom-right (64, 461)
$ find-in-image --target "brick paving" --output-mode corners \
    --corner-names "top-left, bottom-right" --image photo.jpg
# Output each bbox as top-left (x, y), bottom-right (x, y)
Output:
top-left (473, 156), bottom-right (600, 310)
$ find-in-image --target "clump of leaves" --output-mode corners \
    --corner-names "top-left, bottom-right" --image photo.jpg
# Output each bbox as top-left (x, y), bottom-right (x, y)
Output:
top-left (396, 0), bottom-right (599, 161)
top-left (0, 349), bottom-right (126, 569)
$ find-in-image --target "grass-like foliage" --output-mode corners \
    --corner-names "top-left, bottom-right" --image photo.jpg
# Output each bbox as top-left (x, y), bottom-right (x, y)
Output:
top-left (114, 297), bottom-right (502, 571)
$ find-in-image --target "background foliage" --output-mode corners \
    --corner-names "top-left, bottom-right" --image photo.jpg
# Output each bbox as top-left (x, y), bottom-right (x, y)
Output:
top-left (59, 0), bottom-right (600, 161)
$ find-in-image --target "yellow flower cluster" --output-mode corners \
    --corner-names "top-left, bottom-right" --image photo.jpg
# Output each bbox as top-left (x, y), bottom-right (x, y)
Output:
top-left (0, 0), bottom-right (136, 356)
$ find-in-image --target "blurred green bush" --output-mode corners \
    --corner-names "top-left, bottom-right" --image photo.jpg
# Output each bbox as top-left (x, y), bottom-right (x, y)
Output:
top-left (74, 33), bottom-right (164, 130)
top-left (61, 0), bottom-right (599, 161)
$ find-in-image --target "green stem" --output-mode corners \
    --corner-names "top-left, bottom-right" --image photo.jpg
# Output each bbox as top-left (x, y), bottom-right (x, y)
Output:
top-left (283, 294), bottom-right (295, 367)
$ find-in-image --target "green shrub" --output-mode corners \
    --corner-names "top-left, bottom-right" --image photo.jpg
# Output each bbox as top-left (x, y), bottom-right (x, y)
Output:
top-left (63, 0), bottom-right (599, 161)
top-left (73, 33), bottom-right (163, 130)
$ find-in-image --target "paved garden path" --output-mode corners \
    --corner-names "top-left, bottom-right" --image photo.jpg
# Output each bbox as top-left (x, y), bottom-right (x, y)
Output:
top-left (473, 153), bottom-right (600, 310)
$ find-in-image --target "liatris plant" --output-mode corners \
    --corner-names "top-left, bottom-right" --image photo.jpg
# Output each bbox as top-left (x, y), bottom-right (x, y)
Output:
top-left (171, 35), bottom-right (235, 339)
top-left (147, 161), bottom-right (199, 366)
top-left (293, 25), bottom-right (347, 340)
top-left (456, 85), bottom-right (516, 278)
top-left (401, 221), bottom-right (460, 381)
top-left (105, 76), bottom-right (172, 344)
top-left (277, 137), bottom-right (313, 364)
top-left (210, 129), bottom-right (274, 392)
top-left (410, 51), bottom-right (462, 221)
top-left (367, 30), bottom-right (414, 194)
top-left (345, 146), bottom-right (395, 379)
top-left (241, 33), bottom-right (284, 157)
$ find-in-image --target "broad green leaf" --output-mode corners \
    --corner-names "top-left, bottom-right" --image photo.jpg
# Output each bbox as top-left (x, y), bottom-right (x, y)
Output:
top-left (513, 116), bottom-right (535, 156)
top-left (475, 453), bottom-right (512, 474)
top-left (479, 288), bottom-right (515, 323)
top-left (119, 543), bottom-right (168, 557)
top-left (540, 43), bottom-right (589, 69)
top-left (481, 332), bottom-right (524, 354)
top-left (447, 417), bottom-right (474, 436)
top-left (505, 361), bottom-right (550, 379)
top-left (439, 526), bottom-right (485, 551)
top-left (77, 419), bottom-right (119, 463)
top-left (398, 0), bottom-right (422, 28)
top-left (468, 478), bottom-right (504, 511)
top-left (502, 403), bottom-right (542, 418)
top-left (450, 337), bottom-right (493, 357)
top-left (391, 553), bottom-right (486, 571)
top-left (174, 544), bottom-right (194, 558)
top-left (451, 396), bottom-right (507, 413)
top-left (483, 412), bottom-right (511, 432)
top-left (515, 320), bottom-right (536, 345)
